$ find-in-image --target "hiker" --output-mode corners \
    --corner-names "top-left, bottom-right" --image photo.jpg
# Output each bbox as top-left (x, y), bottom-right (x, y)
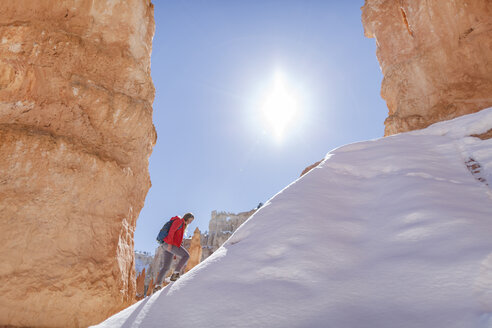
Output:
top-left (155, 213), bottom-right (195, 288)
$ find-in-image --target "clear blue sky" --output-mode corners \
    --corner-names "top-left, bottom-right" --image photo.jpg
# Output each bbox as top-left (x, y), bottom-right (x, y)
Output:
top-left (134, 0), bottom-right (387, 254)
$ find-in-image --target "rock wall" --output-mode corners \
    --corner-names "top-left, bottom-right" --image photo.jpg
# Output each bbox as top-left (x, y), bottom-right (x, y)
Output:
top-left (300, 160), bottom-right (322, 177)
top-left (362, 0), bottom-right (492, 135)
top-left (185, 228), bottom-right (203, 273)
top-left (136, 268), bottom-right (146, 300)
top-left (201, 209), bottom-right (257, 259)
top-left (0, 1), bottom-right (155, 327)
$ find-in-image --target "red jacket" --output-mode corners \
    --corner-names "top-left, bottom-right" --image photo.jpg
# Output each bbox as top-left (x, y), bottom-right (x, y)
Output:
top-left (164, 216), bottom-right (186, 247)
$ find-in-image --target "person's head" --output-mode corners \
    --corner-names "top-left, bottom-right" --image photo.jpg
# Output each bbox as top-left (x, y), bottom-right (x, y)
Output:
top-left (183, 212), bottom-right (195, 224)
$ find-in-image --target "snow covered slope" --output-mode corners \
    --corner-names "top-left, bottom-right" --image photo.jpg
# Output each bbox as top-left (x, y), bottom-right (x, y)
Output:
top-left (94, 109), bottom-right (492, 328)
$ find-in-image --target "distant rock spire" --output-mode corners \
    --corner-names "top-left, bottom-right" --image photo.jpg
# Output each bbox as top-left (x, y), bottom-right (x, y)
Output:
top-left (136, 268), bottom-right (146, 300)
top-left (185, 228), bottom-right (203, 273)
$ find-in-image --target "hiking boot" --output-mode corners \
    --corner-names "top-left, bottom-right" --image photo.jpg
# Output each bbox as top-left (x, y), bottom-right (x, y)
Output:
top-left (170, 272), bottom-right (180, 281)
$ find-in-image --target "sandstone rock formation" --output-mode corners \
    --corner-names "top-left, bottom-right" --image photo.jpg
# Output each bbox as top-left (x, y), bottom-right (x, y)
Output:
top-left (362, 0), bottom-right (492, 135)
top-left (185, 227), bottom-right (203, 273)
top-left (146, 278), bottom-right (154, 297)
top-left (300, 160), bottom-right (323, 177)
top-left (471, 128), bottom-right (492, 140)
top-left (0, 1), bottom-right (155, 327)
top-left (136, 268), bottom-right (146, 300)
top-left (202, 209), bottom-right (257, 259)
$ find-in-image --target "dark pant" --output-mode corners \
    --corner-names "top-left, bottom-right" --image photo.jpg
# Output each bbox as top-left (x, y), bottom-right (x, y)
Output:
top-left (155, 243), bottom-right (190, 285)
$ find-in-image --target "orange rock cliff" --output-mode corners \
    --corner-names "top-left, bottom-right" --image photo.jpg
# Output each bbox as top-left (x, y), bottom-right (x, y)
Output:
top-left (3, 0), bottom-right (492, 327)
top-left (362, 0), bottom-right (492, 135)
top-left (185, 228), bottom-right (203, 273)
top-left (0, 1), bottom-right (155, 327)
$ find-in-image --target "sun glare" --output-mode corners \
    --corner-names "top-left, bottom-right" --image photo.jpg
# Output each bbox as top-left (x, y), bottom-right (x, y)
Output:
top-left (261, 71), bottom-right (299, 141)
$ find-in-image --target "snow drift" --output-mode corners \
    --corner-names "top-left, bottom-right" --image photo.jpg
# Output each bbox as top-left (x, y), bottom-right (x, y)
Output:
top-left (95, 108), bottom-right (492, 328)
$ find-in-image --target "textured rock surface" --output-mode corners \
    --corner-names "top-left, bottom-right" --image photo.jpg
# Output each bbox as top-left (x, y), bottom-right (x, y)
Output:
top-left (0, 1), bottom-right (155, 327)
top-left (136, 268), bottom-right (146, 300)
top-left (201, 209), bottom-right (257, 259)
top-left (471, 128), bottom-right (492, 140)
top-left (300, 160), bottom-right (322, 177)
top-left (362, 0), bottom-right (492, 135)
top-left (185, 228), bottom-right (203, 273)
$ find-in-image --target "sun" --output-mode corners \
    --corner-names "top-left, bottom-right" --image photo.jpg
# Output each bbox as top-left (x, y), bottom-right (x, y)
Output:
top-left (261, 71), bottom-right (299, 141)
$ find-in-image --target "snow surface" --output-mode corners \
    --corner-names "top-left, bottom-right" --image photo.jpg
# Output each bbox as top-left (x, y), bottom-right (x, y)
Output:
top-left (94, 108), bottom-right (492, 328)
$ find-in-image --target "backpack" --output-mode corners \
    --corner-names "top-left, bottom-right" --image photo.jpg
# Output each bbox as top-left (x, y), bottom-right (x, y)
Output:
top-left (156, 217), bottom-right (183, 244)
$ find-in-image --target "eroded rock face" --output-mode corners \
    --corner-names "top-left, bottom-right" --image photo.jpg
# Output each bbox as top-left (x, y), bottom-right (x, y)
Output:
top-left (202, 209), bottom-right (257, 258)
top-left (300, 160), bottom-right (322, 177)
top-left (0, 1), bottom-right (155, 327)
top-left (185, 228), bottom-right (203, 273)
top-left (136, 268), bottom-right (146, 300)
top-left (362, 0), bottom-right (492, 135)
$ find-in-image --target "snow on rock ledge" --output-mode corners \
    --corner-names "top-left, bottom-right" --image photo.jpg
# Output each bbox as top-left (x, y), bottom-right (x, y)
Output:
top-left (95, 108), bottom-right (492, 328)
